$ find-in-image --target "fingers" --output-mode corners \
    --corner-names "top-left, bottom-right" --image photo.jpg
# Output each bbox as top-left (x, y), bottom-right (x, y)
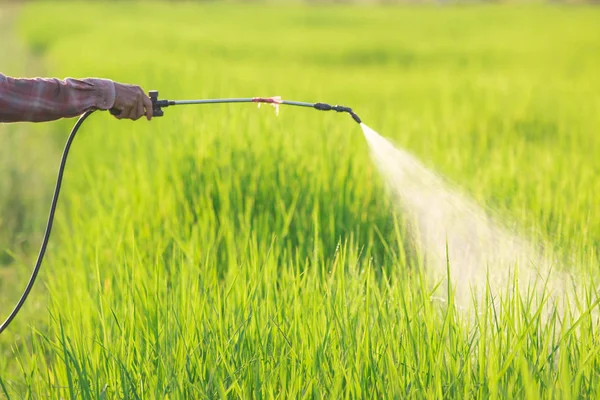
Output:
top-left (118, 105), bottom-right (135, 120)
top-left (126, 90), bottom-right (145, 121)
top-left (111, 83), bottom-right (153, 121)
top-left (127, 106), bottom-right (139, 120)
top-left (113, 107), bottom-right (127, 120)
top-left (143, 94), bottom-right (153, 121)
top-left (111, 104), bottom-right (134, 120)
top-left (135, 98), bottom-right (144, 121)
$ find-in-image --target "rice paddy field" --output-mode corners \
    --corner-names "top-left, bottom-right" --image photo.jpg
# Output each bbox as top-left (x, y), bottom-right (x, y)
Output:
top-left (1, 1), bottom-right (600, 398)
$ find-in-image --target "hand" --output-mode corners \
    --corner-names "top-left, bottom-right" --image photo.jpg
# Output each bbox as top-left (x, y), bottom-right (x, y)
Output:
top-left (111, 83), bottom-right (153, 121)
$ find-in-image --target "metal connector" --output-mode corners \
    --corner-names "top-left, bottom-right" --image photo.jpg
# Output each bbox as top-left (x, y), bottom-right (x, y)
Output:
top-left (314, 103), bottom-right (361, 123)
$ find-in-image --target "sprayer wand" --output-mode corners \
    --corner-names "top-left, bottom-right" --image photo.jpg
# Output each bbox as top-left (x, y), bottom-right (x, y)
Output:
top-left (0, 90), bottom-right (362, 336)
top-left (110, 91), bottom-right (363, 123)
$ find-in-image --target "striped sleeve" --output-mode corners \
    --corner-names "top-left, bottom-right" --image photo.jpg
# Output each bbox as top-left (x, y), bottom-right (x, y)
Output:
top-left (0, 73), bottom-right (116, 123)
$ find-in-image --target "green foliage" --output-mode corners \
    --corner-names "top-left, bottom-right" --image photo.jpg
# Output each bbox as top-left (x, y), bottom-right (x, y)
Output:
top-left (1, 2), bottom-right (600, 398)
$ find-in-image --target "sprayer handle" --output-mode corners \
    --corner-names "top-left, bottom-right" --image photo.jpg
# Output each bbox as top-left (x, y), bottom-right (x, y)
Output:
top-left (149, 90), bottom-right (164, 117)
top-left (109, 90), bottom-right (164, 118)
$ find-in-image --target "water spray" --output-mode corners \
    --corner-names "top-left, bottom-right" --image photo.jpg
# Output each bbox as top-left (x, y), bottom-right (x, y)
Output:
top-left (0, 91), bottom-right (363, 335)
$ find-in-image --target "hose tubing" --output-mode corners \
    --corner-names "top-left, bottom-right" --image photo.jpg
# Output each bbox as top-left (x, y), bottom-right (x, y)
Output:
top-left (0, 110), bottom-right (95, 335)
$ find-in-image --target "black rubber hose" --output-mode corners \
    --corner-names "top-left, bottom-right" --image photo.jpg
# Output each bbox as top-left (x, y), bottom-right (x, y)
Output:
top-left (0, 110), bottom-right (95, 335)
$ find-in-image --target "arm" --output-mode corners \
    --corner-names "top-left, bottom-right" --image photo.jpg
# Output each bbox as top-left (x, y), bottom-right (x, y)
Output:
top-left (0, 73), bottom-right (152, 123)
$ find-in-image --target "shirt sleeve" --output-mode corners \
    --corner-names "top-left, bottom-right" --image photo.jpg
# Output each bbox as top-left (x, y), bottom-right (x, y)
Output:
top-left (0, 72), bottom-right (116, 123)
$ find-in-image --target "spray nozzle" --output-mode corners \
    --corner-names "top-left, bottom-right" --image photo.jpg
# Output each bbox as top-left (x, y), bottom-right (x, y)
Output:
top-left (313, 103), bottom-right (362, 124)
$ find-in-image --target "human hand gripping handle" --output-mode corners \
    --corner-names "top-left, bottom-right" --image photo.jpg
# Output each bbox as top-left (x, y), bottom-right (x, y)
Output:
top-left (108, 83), bottom-right (154, 120)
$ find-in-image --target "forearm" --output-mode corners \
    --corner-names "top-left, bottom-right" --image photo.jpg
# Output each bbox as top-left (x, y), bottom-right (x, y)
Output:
top-left (0, 74), bottom-right (116, 123)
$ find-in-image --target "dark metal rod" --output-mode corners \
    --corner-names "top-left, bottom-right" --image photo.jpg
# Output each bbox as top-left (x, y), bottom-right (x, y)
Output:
top-left (148, 91), bottom-right (362, 124)
top-left (172, 98), bottom-right (255, 105)
top-left (171, 98), bottom-right (316, 108)
top-left (280, 100), bottom-right (314, 108)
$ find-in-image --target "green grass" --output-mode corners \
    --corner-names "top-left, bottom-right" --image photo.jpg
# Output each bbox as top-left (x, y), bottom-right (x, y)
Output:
top-left (1, 1), bottom-right (600, 398)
